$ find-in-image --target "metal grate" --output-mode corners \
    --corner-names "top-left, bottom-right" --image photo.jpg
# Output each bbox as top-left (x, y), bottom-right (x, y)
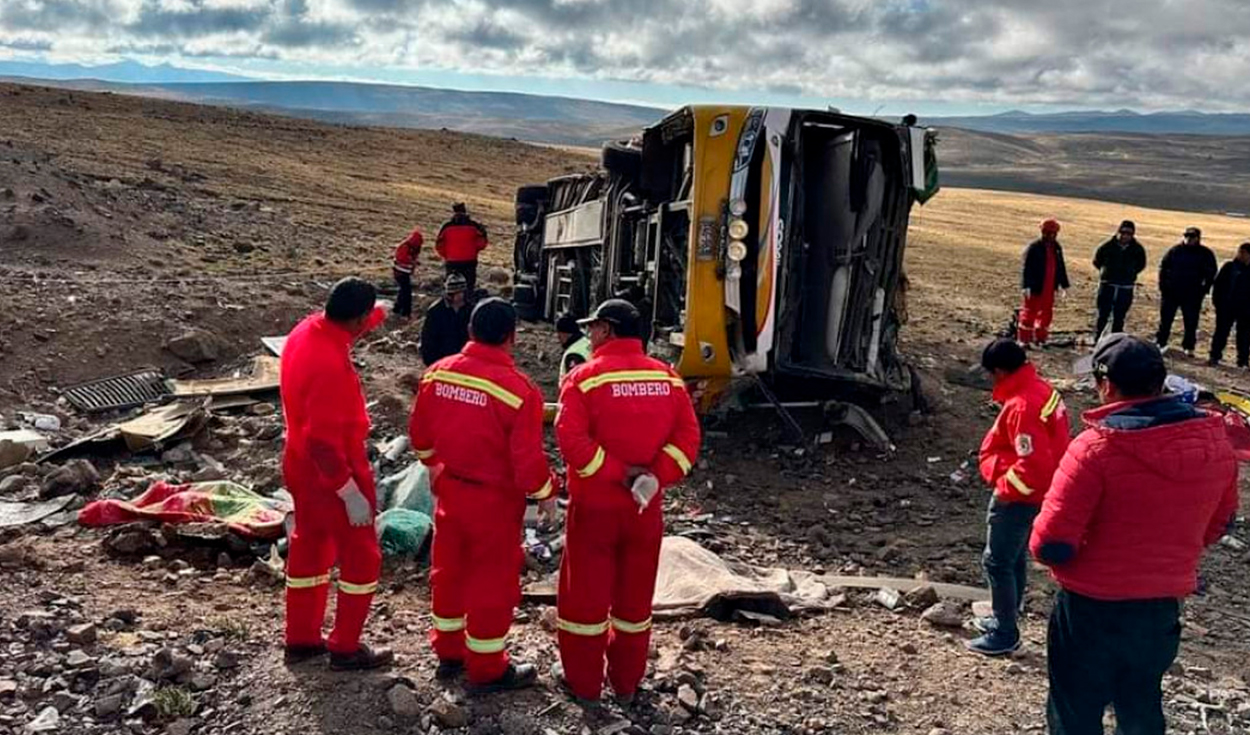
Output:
top-left (62, 368), bottom-right (172, 414)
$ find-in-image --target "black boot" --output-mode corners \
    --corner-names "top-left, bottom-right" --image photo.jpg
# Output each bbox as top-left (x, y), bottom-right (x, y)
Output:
top-left (435, 659), bottom-right (464, 681)
top-left (467, 662), bottom-right (538, 694)
top-left (329, 643), bottom-right (395, 671)
top-left (283, 643), bottom-right (328, 665)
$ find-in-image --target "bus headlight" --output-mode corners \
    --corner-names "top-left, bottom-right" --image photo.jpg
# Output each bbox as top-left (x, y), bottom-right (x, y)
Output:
top-left (729, 198), bottom-right (748, 217)
top-left (728, 218), bottom-right (749, 240)
top-left (727, 240), bottom-right (748, 262)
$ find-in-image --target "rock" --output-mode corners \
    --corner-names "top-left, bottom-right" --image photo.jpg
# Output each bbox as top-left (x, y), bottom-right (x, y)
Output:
top-left (250, 403), bottom-right (276, 417)
top-left (65, 650), bottom-right (94, 668)
top-left (677, 683), bottom-right (700, 713)
top-left (212, 650), bottom-right (240, 670)
top-left (1187, 666), bottom-right (1214, 681)
top-left (190, 455), bottom-right (227, 483)
top-left (232, 241), bottom-right (255, 254)
top-left (95, 693), bottom-right (124, 719)
top-left (0, 474), bottom-right (25, 494)
top-left (40, 459), bottom-right (100, 497)
top-left (0, 439), bottom-right (32, 470)
top-left (920, 602), bottom-right (965, 629)
top-left (189, 674), bottom-right (216, 692)
top-left (0, 679), bottom-right (17, 697)
top-left (904, 585), bottom-right (941, 610)
top-left (428, 698), bottom-right (468, 729)
top-left (111, 608), bottom-right (139, 625)
top-left (105, 526), bottom-right (162, 556)
top-left (66, 623), bottom-right (97, 645)
top-left (929, 729), bottom-right (952, 735)
top-left (51, 692), bottom-right (78, 713)
top-left (168, 718), bottom-right (196, 735)
top-left (388, 684), bottom-right (422, 719)
top-left (165, 329), bottom-right (221, 364)
top-left (874, 588), bottom-right (903, 611)
top-left (1006, 663), bottom-right (1025, 675)
top-left (25, 706), bottom-right (60, 732)
top-left (804, 666), bottom-right (835, 686)
top-left (150, 648), bottom-right (193, 681)
top-left (900, 642), bottom-right (919, 655)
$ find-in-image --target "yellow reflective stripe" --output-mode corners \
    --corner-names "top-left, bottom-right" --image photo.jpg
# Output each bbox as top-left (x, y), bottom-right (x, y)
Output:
top-left (578, 370), bottom-right (685, 393)
top-left (1005, 468), bottom-right (1035, 496)
top-left (557, 618), bottom-right (610, 636)
top-left (1040, 390), bottom-right (1061, 420)
top-left (610, 616), bottom-right (652, 634)
top-left (577, 447), bottom-right (606, 478)
top-left (432, 615), bottom-right (465, 632)
top-left (415, 447), bottom-right (436, 460)
top-left (337, 580), bottom-right (378, 595)
top-left (529, 479), bottom-right (554, 500)
top-left (423, 370), bottom-right (523, 409)
top-left (662, 444), bottom-right (692, 475)
top-left (286, 574), bottom-right (330, 589)
top-left (466, 634), bottom-right (507, 654)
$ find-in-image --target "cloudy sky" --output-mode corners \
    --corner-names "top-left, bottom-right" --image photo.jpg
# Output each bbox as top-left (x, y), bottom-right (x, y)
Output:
top-left (2, 0), bottom-right (1249, 115)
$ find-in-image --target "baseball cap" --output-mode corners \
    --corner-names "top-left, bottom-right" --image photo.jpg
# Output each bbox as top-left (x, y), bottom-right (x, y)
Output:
top-left (555, 313), bottom-right (580, 335)
top-left (1119, 220), bottom-right (1136, 234)
top-left (1073, 333), bottom-right (1166, 396)
top-left (1184, 226), bottom-right (1201, 238)
top-left (577, 299), bottom-right (642, 337)
top-left (444, 273), bottom-right (467, 293)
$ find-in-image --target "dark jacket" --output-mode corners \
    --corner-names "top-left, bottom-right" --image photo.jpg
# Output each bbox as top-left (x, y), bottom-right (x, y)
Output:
top-left (419, 298), bottom-right (470, 366)
top-left (1030, 397), bottom-right (1239, 601)
top-left (1159, 242), bottom-right (1218, 299)
top-left (1213, 260), bottom-right (1250, 315)
top-left (1021, 239), bottom-right (1070, 295)
top-left (1092, 238), bottom-right (1147, 286)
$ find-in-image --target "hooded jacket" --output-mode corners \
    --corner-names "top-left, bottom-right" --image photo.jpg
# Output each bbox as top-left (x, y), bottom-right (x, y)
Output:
top-left (1092, 237), bottom-right (1147, 286)
top-left (1030, 397), bottom-right (1239, 601)
top-left (1021, 238), bottom-right (1070, 295)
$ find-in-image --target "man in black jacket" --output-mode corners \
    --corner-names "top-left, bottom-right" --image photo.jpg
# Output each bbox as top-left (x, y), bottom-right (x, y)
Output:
top-left (1208, 242), bottom-right (1250, 368)
top-left (1156, 227), bottom-right (1218, 357)
top-left (1092, 220), bottom-right (1147, 338)
top-left (419, 274), bottom-right (471, 366)
top-left (1018, 219), bottom-right (1070, 346)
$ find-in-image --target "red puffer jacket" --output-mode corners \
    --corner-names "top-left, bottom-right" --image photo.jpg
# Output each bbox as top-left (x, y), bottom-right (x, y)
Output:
top-left (978, 363), bottom-right (1071, 504)
top-left (435, 216), bottom-right (488, 263)
top-left (1030, 398), bottom-right (1239, 601)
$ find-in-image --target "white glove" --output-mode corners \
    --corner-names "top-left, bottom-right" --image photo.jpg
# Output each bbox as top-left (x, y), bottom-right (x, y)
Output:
top-left (337, 478), bottom-right (372, 527)
top-left (630, 473), bottom-right (660, 513)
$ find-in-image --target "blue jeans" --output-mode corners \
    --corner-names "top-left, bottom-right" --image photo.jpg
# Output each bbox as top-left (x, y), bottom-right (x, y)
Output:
top-left (982, 495), bottom-right (1041, 640)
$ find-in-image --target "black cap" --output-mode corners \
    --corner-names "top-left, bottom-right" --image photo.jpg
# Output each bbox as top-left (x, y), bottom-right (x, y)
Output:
top-left (578, 299), bottom-right (641, 338)
top-left (981, 338), bottom-right (1027, 373)
top-left (1184, 226), bottom-right (1201, 238)
top-left (1119, 220), bottom-right (1135, 233)
top-left (1073, 333), bottom-right (1166, 397)
top-left (469, 297), bottom-right (516, 346)
top-left (452, 202), bottom-right (467, 214)
top-left (554, 313), bottom-right (580, 335)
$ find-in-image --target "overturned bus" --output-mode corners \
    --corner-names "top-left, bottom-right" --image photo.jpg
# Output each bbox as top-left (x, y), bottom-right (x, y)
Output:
top-left (513, 105), bottom-right (938, 433)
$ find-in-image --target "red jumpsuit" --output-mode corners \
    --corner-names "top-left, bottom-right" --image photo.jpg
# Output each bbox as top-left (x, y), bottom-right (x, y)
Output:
top-left (554, 338), bottom-right (701, 701)
top-left (409, 341), bottom-right (555, 684)
top-left (1019, 243), bottom-right (1058, 344)
top-left (280, 307), bottom-right (385, 654)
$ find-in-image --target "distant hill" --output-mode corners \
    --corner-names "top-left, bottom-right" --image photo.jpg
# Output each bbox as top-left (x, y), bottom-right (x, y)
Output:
top-left (927, 109), bottom-right (1250, 136)
top-left (0, 59), bottom-right (250, 84)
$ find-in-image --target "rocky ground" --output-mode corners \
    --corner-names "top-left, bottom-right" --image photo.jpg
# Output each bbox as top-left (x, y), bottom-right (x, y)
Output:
top-left (1, 83), bottom-right (1248, 735)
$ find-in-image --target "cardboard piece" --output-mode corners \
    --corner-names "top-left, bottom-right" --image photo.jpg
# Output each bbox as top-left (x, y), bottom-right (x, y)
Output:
top-left (171, 356), bottom-right (280, 398)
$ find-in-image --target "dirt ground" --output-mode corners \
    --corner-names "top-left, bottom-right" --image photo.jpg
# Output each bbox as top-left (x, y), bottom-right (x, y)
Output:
top-left (1, 83), bottom-right (1249, 735)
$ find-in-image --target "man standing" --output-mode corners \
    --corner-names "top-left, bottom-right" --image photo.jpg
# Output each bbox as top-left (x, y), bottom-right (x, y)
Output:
top-left (1019, 219), bottom-right (1070, 347)
top-left (554, 300), bottom-right (701, 704)
top-left (280, 277), bottom-right (393, 671)
top-left (392, 226), bottom-right (424, 319)
top-left (419, 273), bottom-right (471, 366)
top-left (1031, 334), bottom-right (1238, 735)
top-left (967, 339), bottom-right (1070, 656)
top-left (436, 202), bottom-right (489, 295)
top-left (409, 298), bottom-right (556, 693)
top-left (1092, 220), bottom-right (1147, 338)
top-left (1157, 226), bottom-right (1218, 357)
top-left (555, 313), bottom-right (592, 383)
top-left (1208, 242), bottom-right (1250, 369)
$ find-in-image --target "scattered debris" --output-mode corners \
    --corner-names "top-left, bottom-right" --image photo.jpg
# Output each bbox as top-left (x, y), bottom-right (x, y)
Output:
top-left (170, 356), bottom-right (280, 398)
top-left (61, 368), bottom-right (172, 414)
top-left (41, 458), bottom-right (100, 497)
top-left (920, 602), bottom-right (966, 629)
top-left (874, 588), bottom-right (903, 611)
top-left (0, 495), bottom-right (73, 528)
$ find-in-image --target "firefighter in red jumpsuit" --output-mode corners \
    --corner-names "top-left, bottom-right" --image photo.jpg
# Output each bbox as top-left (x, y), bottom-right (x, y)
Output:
top-left (409, 297), bottom-right (556, 692)
top-left (280, 277), bottom-right (394, 671)
top-left (392, 227), bottom-right (423, 319)
top-left (1018, 219), bottom-right (1070, 347)
top-left (553, 299), bottom-right (701, 703)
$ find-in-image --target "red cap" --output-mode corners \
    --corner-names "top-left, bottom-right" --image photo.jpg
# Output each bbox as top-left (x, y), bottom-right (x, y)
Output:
top-left (1040, 219), bottom-right (1060, 234)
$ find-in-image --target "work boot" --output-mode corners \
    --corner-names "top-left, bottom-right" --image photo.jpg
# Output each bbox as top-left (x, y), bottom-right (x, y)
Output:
top-left (965, 631), bottom-right (1021, 657)
top-left (467, 662), bottom-right (538, 695)
top-left (283, 643), bottom-right (328, 665)
top-left (435, 659), bottom-right (464, 682)
top-left (329, 643), bottom-right (395, 672)
top-left (550, 662), bottom-right (599, 706)
top-left (971, 616), bottom-right (998, 635)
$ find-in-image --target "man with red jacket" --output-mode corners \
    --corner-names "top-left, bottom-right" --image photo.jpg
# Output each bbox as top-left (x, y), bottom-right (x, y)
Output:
top-left (409, 298), bottom-right (557, 692)
top-left (1032, 334), bottom-right (1239, 735)
top-left (968, 338), bottom-right (1070, 656)
top-left (392, 227), bottom-right (423, 318)
top-left (554, 300), bottom-right (701, 704)
top-left (1018, 218), bottom-right (1070, 347)
top-left (280, 278), bottom-right (393, 671)
top-left (436, 202), bottom-right (488, 295)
